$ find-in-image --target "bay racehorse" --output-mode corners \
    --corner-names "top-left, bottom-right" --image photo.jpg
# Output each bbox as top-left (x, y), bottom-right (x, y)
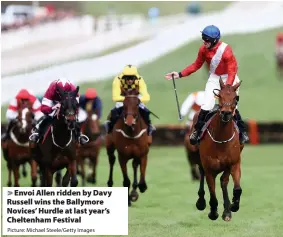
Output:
top-left (193, 79), bottom-right (244, 222)
top-left (2, 106), bottom-right (38, 187)
top-left (76, 100), bottom-right (102, 186)
top-left (184, 125), bottom-right (200, 181)
top-left (30, 86), bottom-right (80, 187)
top-left (105, 87), bottom-right (150, 206)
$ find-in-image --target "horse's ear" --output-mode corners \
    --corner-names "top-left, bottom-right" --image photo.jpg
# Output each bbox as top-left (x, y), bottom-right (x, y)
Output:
top-left (219, 78), bottom-right (225, 89)
top-left (73, 86), bottom-right (79, 96)
top-left (232, 80), bottom-right (242, 91)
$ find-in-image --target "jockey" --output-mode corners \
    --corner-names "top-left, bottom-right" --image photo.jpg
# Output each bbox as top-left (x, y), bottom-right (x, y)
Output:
top-left (105, 64), bottom-right (155, 135)
top-left (29, 78), bottom-right (89, 145)
top-left (78, 88), bottom-right (102, 123)
top-left (165, 25), bottom-right (249, 145)
top-left (1, 89), bottom-right (44, 141)
top-left (180, 91), bottom-right (205, 128)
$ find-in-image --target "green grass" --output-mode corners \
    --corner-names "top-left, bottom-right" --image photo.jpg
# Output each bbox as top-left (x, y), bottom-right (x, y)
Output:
top-left (83, 1), bottom-right (231, 17)
top-left (1, 145), bottom-right (283, 237)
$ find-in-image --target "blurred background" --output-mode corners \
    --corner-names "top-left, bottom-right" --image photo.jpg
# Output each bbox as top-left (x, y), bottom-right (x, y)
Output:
top-left (1, 1), bottom-right (283, 236)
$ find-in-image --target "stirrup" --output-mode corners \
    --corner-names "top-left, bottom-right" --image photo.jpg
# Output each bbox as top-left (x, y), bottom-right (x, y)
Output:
top-left (80, 134), bottom-right (89, 143)
top-left (29, 133), bottom-right (39, 141)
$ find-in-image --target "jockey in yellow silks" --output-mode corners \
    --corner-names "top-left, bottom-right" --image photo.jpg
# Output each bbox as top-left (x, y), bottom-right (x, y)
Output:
top-left (105, 64), bottom-right (156, 136)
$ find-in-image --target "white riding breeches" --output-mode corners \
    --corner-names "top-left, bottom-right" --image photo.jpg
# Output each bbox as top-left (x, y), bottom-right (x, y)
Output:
top-left (201, 73), bottom-right (240, 111)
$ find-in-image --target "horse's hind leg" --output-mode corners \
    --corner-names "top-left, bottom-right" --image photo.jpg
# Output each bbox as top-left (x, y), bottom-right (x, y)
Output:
top-left (230, 161), bottom-right (242, 212)
top-left (196, 165), bottom-right (206, 211)
top-left (107, 145), bottom-right (116, 187)
top-left (130, 158), bottom-right (139, 202)
top-left (118, 154), bottom-right (131, 206)
top-left (205, 172), bottom-right (219, 220)
top-left (187, 151), bottom-right (200, 181)
top-left (138, 155), bottom-right (148, 193)
top-left (220, 170), bottom-right (232, 221)
top-left (30, 159), bottom-right (38, 187)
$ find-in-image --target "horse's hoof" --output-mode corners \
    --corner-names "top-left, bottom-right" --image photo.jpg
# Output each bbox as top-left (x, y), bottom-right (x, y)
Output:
top-left (107, 181), bottom-right (113, 187)
top-left (62, 177), bottom-right (70, 187)
top-left (130, 190), bottom-right (139, 202)
top-left (7, 182), bottom-right (12, 187)
top-left (222, 210), bottom-right (232, 222)
top-left (70, 178), bottom-right (78, 187)
top-left (138, 183), bottom-right (147, 193)
top-left (230, 203), bottom-right (240, 212)
top-left (196, 198), bottom-right (206, 211)
top-left (87, 176), bottom-right (96, 184)
top-left (208, 211), bottom-right (219, 220)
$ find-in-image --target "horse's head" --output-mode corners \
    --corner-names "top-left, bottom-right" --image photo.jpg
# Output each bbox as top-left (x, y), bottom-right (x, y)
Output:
top-left (56, 85), bottom-right (80, 130)
top-left (121, 86), bottom-right (140, 128)
top-left (213, 79), bottom-right (241, 123)
top-left (16, 107), bottom-right (33, 134)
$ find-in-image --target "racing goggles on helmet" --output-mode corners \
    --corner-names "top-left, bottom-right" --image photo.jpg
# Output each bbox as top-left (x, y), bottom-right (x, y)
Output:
top-left (202, 34), bottom-right (213, 43)
top-left (122, 75), bottom-right (137, 81)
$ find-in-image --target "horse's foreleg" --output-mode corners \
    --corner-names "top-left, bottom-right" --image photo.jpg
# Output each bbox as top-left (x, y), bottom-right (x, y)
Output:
top-left (55, 171), bottom-right (62, 187)
top-left (69, 159), bottom-right (79, 187)
top-left (22, 163), bottom-right (27, 177)
top-left (46, 169), bottom-right (53, 187)
top-left (220, 169), bottom-right (232, 221)
top-left (7, 161), bottom-right (12, 187)
top-left (196, 165), bottom-right (206, 211)
top-left (205, 172), bottom-right (219, 220)
top-left (62, 169), bottom-right (70, 187)
top-left (13, 164), bottom-right (20, 187)
top-left (130, 159), bottom-right (139, 202)
top-left (138, 155), bottom-right (148, 193)
top-left (118, 154), bottom-right (131, 206)
top-left (107, 145), bottom-right (116, 187)
top-left (230, 160), bottom-right (242, 212)
top-left (30, 159), bottom-right (38, 187)
top-left (78, 157), bottom-right (86, 186)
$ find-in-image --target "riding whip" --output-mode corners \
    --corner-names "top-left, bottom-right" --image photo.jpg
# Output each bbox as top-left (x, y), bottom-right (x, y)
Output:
top-left (171, 73), bottom-right (182, 120)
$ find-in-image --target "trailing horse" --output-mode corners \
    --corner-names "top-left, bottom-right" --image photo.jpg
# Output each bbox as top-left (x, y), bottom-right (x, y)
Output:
top-left (2, 107), bottom-right (38, 187)
top-left (76, 101), bottom-right (102, 185)
top-left (105, 87), bottom-right (150, 206)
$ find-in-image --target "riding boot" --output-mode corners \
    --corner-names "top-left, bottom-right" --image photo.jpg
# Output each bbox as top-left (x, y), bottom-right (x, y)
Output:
top-left (105, 107), bottom-right (122, 134)
top-left (1, 119), bottom-right (17, 141)
top-left (139, 107), bottom-right (156, 136)
top-left (74, 123), bottom-right (89, 145)
top-left (29, 115), bottom-right (53, 143)
top-left (233, 109), bottom-right (249, 144)
top-left (189, 109), bottom-right (209, 145)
